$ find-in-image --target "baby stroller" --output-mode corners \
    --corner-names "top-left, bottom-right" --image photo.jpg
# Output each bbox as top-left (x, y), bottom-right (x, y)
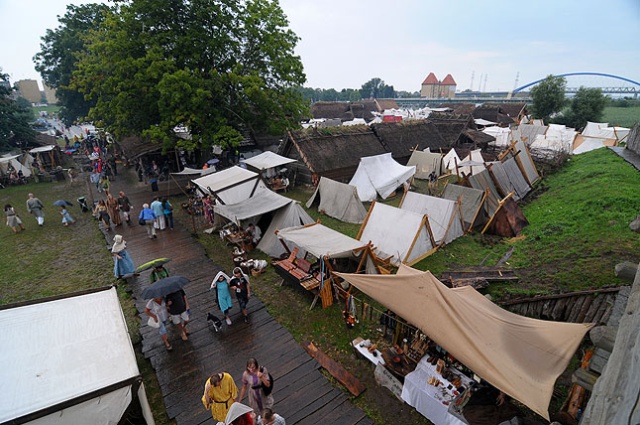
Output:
top-left (77, 196), bottom-right (89, 213)
top-left (207, 312), bottom-right (223, 332)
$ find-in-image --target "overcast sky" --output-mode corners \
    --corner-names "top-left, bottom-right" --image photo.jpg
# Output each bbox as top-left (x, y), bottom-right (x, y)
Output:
top-left (1, 0), bottom-right (638, 93)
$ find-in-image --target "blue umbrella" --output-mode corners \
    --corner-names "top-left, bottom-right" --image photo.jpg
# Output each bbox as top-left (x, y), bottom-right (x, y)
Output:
top-left (53, 200), bottom-right (73, 207)
top-left (207, 158), bottom-right (220, 165)
top-left (141, 275), bottom-right (190, 299)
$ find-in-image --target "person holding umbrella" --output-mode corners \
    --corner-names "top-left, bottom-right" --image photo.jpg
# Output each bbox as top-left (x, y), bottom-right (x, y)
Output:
top-left (166, 288), bottom-right (190, 341)
top-left (150, 264), bottom-right (170, 284)
top-left (144, 296), bottom-right (172, 351)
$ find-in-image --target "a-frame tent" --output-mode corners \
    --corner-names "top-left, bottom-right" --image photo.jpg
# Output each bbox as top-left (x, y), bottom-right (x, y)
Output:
top-left (192, 166), bottom-right (267, 205)
top-left (357, 201), bottom-right (436, 266)
top-left (405, 149), bottom-right (443, 179)
top-left (1, 286), bottom-right (154, 425)
top-left (305, 177), bottom-right (368, 224)
top-left (213, 190), bottom-right (314, 257)
top-left (441, 184), bottom-right (487, 232)
top-left (486, 157), bottom-right (531, 201)
top-left (335, 265), bottom-right (593, 421)
top-left (398, 191), bottom-right (465, 246)
top-left (349, 153), bottom-right (416, 202)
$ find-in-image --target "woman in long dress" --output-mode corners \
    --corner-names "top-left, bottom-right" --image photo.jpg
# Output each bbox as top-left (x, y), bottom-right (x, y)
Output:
top-left (111, 234), bottom-right (136, 278)
top-left (106, 193), bottom-right (122, 226)
top-left (211, 271), bottom-right (234, 325)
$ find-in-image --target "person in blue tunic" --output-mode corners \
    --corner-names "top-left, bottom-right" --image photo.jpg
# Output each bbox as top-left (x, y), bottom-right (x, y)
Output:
top-left (111, 234), bottom-right (137, 278)
top-left (211, 271), bottom-right (234, 326)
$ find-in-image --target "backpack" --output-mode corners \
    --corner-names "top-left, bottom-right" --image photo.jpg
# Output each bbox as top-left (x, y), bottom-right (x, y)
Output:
top-left (260, 367), bottom-right (274, 396)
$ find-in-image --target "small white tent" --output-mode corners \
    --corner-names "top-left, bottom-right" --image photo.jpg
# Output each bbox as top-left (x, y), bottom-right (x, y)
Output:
top-left (192, 166), bottom-right (267, 204)
top-left (405, 149), bottom-right (442, 179)
top-left (399, 191), bottom-right (465, 245)
top-left (349, 153), bottom-right (415, 202)
top-left (1, 287), bottom-right (154, 425)
top-left (306, 177), bottom-right (367, 224)
top-left (357, 201), bottom-right (435, 266)
top-left (0, 154), bottom-right (32, 177)
top-left (213, 190), bottom-right (314, 257)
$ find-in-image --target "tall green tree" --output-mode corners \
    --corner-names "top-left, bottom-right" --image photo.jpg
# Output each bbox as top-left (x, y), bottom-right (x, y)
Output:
top-left (361, 77), bottom-right (395, 99)
top-left (0, 71), bottom-right (36, 151)
top-left (557, 87), bottom-right (607, 130)
top-left (34, 3), bottom-right (112, 125)
top-left (69, 0), bottom-right (308, 153)
top-left (530, 75), bottom-right (566, 123)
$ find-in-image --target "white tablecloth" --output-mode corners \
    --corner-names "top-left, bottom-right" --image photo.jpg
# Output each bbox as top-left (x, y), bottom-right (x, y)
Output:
top-left (352, 337), bottom-right (385, 366)
top-left (401, 356), bottom-right (471, 425)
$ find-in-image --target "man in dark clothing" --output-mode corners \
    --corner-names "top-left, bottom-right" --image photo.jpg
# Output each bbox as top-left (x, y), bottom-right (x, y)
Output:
top-left (463, 381), bottom-right (520, 425)
top-left (165, 289), bottom-right (190, 341)
top-left (230, 268), bottom-right (251, 323)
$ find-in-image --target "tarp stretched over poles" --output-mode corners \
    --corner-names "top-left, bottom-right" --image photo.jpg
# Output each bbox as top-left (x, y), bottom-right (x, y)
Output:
top-left (335, 265), bottom-right (593, 421)
top-left (192, 166), bottom-right (267, 205)
top-left (399, 191), bottom-right (464, 245)
top-left (349, 153), bottom-right (415, 202)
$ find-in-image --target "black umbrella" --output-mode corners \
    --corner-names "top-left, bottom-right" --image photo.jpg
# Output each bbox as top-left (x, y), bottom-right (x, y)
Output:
top-left (141, 275), bottom-right (190, 299)
top-left (53, 200), bottom-right (73, 207)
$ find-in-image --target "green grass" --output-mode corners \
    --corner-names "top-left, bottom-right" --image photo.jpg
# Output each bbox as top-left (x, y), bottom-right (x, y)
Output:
top-left (602, 106), bottom-right (640, 128)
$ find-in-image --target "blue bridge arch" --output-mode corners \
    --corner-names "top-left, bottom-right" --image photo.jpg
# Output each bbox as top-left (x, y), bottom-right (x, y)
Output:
top-left (514, 72), bottom-right (640, 93)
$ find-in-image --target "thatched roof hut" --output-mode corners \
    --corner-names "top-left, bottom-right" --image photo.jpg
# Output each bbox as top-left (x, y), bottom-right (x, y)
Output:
top-left (428, 112), bottom-right (476, 146)
top-left (472, 105), bottom-right (515, 126)
top-left (371, 119), bottom-right (448, 163)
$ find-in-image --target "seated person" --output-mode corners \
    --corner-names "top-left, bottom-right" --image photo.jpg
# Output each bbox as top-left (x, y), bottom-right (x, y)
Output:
top-left (246, 223), bottom-right (262, 244)
top-left (462, 381), bottom-right (521, 425)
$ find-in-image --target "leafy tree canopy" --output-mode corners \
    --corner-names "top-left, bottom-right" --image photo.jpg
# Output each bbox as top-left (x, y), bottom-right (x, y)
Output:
top-left (530, 75), bottom-right (566, 123)
top-left (361, 77), bottom-right (394, 99)
top-left (67, 0), bottom-right (308, 153)
top-left (555, 87), bottom-right (607, 130)
top-left (0, 70), bottom-right (36, 151)
top-left (34, 3), bottom-right (112, 126)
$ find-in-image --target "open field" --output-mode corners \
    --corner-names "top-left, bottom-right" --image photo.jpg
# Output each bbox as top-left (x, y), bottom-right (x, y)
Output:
top-left (602, 106), bottom-right (640, 128)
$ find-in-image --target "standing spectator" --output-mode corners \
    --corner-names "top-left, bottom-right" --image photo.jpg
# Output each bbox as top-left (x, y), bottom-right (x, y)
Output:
top-left (162, 197), bottom-right (174, 230)
top-left (150, 196), bottom-right (166, 230)
top-left (230, 267), bottom-right (251, 323)
top-left (59, 206), bottom-right (76, 226)
top-left (4, 204), bottom-right (25, 233)
top-left (138, 203), bottom-right (157, 239)
top-left (211, 271), bottom-right (234, 326)
top-left (26, 193), bottom-right (45, 226)
top-left (202, 194), bottom-right (215, 225)
top-left (93, 199), bottom-right (111, 231)
top-left (106, 193), bottom-right (122, 227)
top-left (202, 372), bottom-right (238, 422)
top-left (257, 408), bottom-right (286, 425)
top-left (144, 297), bottom-right (173, 351)
top-left (117, 191), bottom-right (133, 225)
top-left (166, 289), bottom-right (190, 341)
top-left (150, 264), bottom-right (170, 284)
top-left (99, 174), bottom-right (111, 195)
top-left (238, 358), bottom-right (273, 416)
top-left (111, 234), bottom-right (137, 278)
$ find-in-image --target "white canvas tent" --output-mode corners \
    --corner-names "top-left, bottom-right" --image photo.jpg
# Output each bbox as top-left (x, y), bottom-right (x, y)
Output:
top-left (213, 190), bottom-right (314, 257)
top-left (456, 149), bottom-right (485, 177)
top-left (405, 149), bottom-right (443, 179)
top-left (240, 151), bottom-right (296, 179)
top-left (441, 184), bottom-right (487, 231)
top-left (192, 166), bottom-right (267, 205)
top-left (305, 177), bottom-right (367, 224)
top-left (0, 286), bottom-right (154, 425)
top-left (442, 149), bottom-right (461, 173)
top-left (483, 126), bottom-right (511, 147)
top-left (399, 191), bottom-right (465, 245)
top-left (0, 154), bottom-right (32, 177)
top-left (349, 153), bottom-right (416, 202)
top-left (171, 166), bottom-right (216, 176)
top-left (357, 201), bottom-right (435, 266)
top-left (336, 265), bottom-right (593, 420)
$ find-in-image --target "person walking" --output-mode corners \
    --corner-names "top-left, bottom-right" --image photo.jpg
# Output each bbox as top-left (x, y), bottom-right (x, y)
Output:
top-left (165, 289), bottom-right (190, 341)
top-left (59, 206), bottom-right (76, 226)
top-left (150, 264), bottom-right (170, 284)
top-left (150, 196), bottom-right (166, 230)
top-left (111, 234), bottom-right (137, 278)
top-left (211, 271), bottom-right (234, 326)
top-left (138, 203), bottom-right (157, 239)
top-left (145, 297), bottom-right (173, 351)
top-left (117, 191), bottom-right (133, 225)
top-left (162, 197), bottom-right (174, 230)
top-left (26, 193), bottom-right (45, 226)
top-left (93, 199), bottom-right (111, 231)
top-left (238, 358), bottom-right (273, 417)
top-left (230, 267), bottom-right (251, 323)
top-left (257, 408), bottom-right (286, 425)
top-left (106, 193), bottom-right (122, 227)
top-left (4, 204), bottom-right (25, 233)
top-left (202, 372), bottom-right (238, 422)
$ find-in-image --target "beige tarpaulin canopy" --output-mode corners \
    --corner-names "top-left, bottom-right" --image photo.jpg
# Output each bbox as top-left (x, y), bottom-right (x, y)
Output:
top-left (335, 265), bottom-right (593, 420)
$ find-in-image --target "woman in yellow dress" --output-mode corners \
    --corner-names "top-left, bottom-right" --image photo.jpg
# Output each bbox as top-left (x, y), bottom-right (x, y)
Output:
top-left (202, 371), bottom-right (238, 422)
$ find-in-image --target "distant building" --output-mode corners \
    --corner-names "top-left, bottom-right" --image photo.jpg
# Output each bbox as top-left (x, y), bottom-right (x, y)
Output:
top-left (15, 79), bottom-right (41, 104)
top-left (420, 73), bottom-right (457, 99)
top-left (43, 84), bottom-right (58, 104)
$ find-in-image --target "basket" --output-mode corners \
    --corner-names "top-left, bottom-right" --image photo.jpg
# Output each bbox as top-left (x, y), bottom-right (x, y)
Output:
top-left (251, 268), bottom-right (265, 277)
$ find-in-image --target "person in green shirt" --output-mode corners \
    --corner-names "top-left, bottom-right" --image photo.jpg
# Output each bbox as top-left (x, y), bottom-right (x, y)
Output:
top-left (150, 265), bottom-right (170, 284)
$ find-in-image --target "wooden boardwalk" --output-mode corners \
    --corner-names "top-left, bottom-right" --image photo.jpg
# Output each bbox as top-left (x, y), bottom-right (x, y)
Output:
top-left (99, 176), bottom-right (374, 425)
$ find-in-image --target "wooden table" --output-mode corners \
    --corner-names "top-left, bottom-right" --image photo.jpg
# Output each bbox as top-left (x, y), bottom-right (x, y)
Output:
top-left (272, 261), bottom-right (323, 309)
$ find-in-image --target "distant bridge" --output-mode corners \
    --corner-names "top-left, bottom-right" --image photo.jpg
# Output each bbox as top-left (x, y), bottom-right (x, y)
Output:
top-left (514, 72), bottom-right (640, 96)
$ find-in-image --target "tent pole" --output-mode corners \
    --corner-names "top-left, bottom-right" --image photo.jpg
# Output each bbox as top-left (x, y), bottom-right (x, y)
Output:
top-left (356, 200), bottom-right (376, 241)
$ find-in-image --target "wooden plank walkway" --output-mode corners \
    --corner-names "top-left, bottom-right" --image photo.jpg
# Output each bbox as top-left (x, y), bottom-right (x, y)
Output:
top-left (97, 175), bottom-right (374, 425)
